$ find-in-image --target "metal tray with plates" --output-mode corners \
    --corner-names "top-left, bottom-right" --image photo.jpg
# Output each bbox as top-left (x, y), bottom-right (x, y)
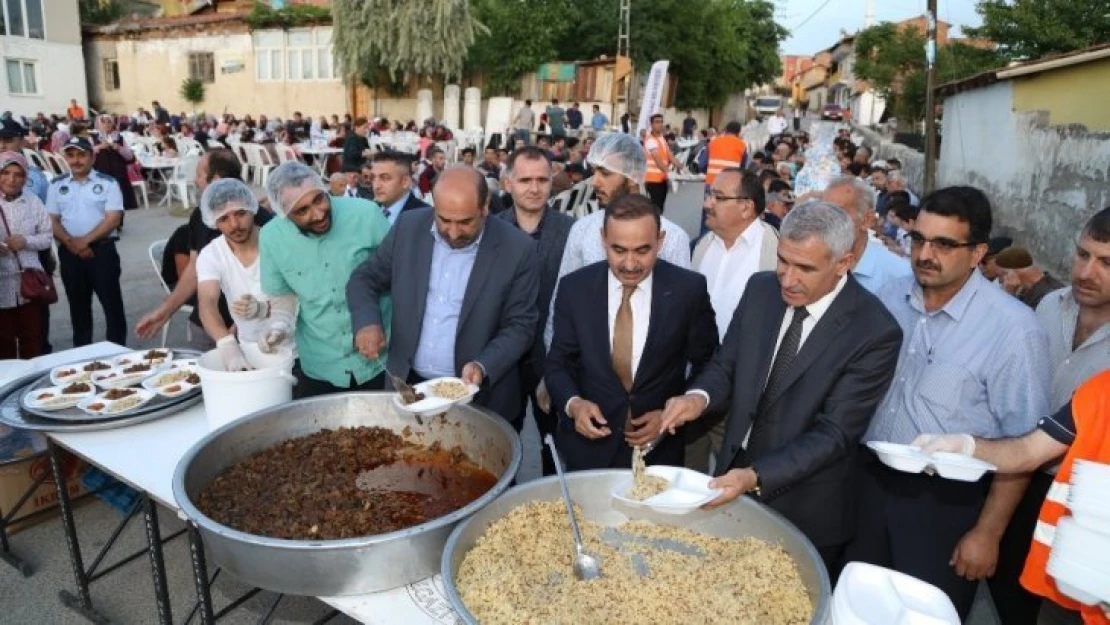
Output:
top-left (0, 350), bottom-right (203, 433)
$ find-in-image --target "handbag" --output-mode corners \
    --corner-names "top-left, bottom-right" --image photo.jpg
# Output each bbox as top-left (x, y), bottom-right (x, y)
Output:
top-left (0, 204), bottom-right (58, 305)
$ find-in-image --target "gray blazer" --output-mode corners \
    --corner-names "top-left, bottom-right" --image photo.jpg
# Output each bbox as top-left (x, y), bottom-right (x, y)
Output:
top-left (495, 206), bottom-right (574, 381)
top-left (346, 207), bottom-right (540, 423)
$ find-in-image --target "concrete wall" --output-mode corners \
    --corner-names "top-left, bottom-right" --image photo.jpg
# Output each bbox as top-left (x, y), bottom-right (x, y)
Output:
top-left (0, 0), bottom-right (86, 118)
top-left (853, 124), bottom-right (926, 197)
top-left (1012, 57), bottom-right (1110, 132)
top-left (939, 80), bottom-right (1110, 273)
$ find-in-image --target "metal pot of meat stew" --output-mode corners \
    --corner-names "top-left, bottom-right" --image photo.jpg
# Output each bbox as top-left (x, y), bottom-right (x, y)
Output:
top-left (173, 392), bottom-right (521, 596)
top-left (441, 470), bottom-right (833, 624)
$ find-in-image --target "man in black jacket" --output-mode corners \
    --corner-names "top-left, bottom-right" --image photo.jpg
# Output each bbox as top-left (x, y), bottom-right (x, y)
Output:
top-left (660, 200), bottom-right (902, 577)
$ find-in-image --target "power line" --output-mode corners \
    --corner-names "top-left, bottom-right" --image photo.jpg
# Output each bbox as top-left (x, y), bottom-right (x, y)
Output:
top-left (793, 0), bottom-right (836, 31)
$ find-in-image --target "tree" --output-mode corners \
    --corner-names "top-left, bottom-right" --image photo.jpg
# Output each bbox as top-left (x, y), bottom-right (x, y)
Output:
top-left (331, 0), bottom-right (488, 84)
top-left (466, 0), bottom-right (572, 96)
top-left (965, 0), bottom-right (1110, 60)
top-left (78, 0), bottom-right (125, 25)
top-left (180, 77), bottom-right (205, 114)
top-left (855, 22), bottom-right (1004, 123)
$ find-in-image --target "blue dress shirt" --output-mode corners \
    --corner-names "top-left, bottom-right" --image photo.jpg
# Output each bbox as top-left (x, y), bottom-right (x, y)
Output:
top-left (382, 192), bottom-right (410, 228)
top-left (412, 223), bottom-right (483, 378)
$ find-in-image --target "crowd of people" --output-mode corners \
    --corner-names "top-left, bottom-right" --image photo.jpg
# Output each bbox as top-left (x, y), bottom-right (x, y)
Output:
top-left (1, 97), bottom-right (1107, 625)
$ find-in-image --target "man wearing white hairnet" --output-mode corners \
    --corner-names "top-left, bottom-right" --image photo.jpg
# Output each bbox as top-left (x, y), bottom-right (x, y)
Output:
top-left (259, 161), bottom-right (392, 397)
top-left (195, 179), bottom-right (279, 371)
top-left (542, 133), bottom-right (691, 352)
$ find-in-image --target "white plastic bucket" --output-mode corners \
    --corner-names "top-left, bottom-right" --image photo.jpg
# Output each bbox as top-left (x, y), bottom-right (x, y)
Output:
top-left (196, 344), bottom-right (296, 431)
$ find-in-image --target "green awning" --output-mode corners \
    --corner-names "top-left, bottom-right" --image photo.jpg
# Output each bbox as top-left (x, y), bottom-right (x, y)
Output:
top-left (535, 63), bottom-right (576, 82)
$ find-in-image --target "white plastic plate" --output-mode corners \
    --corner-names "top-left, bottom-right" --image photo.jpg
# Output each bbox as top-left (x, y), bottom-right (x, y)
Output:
top-left (866, 441), bottom-right (931, 474)
top-left (91, 365), bottom-right (159, 390)
top-left (49, 359), bottom-right (113, 385)
top-left (392, 377), bottom-right (480, 419)
top-left (142, 367), bottom-right (201, 398)
top-left (112, 349), bottom-right (174, 368)
top-left (866, 441), bottom-right (997, 482)
top-left (22, 383), bottom-right (96, 411)
top-left (929, 452), bottom-right (997, 482)
top-left (77, 388), bottom-right (156, 417)
top-left (611, 465), bottom-right (723, 515)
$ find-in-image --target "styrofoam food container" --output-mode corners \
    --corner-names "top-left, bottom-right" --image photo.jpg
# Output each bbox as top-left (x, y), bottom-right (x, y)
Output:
top-left (1053, 516), bottom-right (1110, 561)
top-left (197, 344), bottom-right (296, 431)
top-left (77, 388), bottom-right (156, 417)
top-left (1047, 554), bottom-right (1110, 605)
top-left (392, 377), bottom-right (479, 419)
top-left (866, 441), bottom-right (931, 473)
top-left (1073, 459), bottom-right (1110, 479)
top-left (611, 465), bottom-right (723, 515)
top-left (142, 368), bottom-right (200, 399)
top-left (112, 349), bottom-right (174, 368)
top-left (833, 561), bottom-right (961, 625)
top-left (930, 452), bottom-right (997, 482)
top-left (22, 384), bottom-right (96, 411)
top-left (91, 366), bottom-right (158, 390)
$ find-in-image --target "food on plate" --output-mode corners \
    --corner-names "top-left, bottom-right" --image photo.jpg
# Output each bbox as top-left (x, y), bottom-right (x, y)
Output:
top-left (35, 392), bottom-right (53, 400)
top-left (106, 396), bottom-right (144, 413)
top-left (196, 427), bottom-right (497, 540)
top-left (62, 382), bottom-right (92, 394)
top-left (143, 349), bottom-right (169, 360)
top-left (628, 446), bottom-right (669, 501)
top-left (122, 363), bottom-right (152, 374)
top-left (153, 370), bottom-right (191, 386)
top-left (456, 501), bottom-right (813, 625)
top-left (429, 380), bottom-right (469, 400)
top-left (401, 390), bottom-right (427, 405)
top-left (57, 368), bottom-right (77, 377)
top-left (185, 373), bottom-right (201, 385)
top-left (83, 361), bottom-right (112, 372)
top-left (103, 388), bottom-right (137, 401)
top-left (87, 402), bottom-right (106, 412)
top-left (164, 384), bottom-right (183, 393)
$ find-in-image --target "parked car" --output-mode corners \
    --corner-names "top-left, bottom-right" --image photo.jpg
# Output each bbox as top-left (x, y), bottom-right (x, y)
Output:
top-left (821, 103), bottom-right (844, 121)
top-left (753, 96), bottom-right (783, 120)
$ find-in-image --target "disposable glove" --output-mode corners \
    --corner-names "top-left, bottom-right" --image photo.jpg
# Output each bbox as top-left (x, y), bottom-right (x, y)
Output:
top-left (216, 335), bottom-right (253, 372)
top-left (231, 294), bottom-right (268, 320)
top-left (258, 320), bottom-right (292, 354)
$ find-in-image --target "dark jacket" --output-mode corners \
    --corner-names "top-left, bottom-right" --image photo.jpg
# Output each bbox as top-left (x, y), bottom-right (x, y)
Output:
top-left (691, 271), bottom-right (902, 548)
top-left (546, 260), bottom-right (719, 471)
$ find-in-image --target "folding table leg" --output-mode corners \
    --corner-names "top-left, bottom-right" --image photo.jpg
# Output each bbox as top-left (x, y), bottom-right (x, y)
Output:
top-left (143, 495), bottom-right (173, 625)
top-left (187, 522), bottom-right (215, 625)
top-left (49, 440), bottom-right (110, 624)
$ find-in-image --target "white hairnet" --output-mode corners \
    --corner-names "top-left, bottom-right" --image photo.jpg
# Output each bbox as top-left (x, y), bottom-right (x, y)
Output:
top-left (199, 178), bottom-right (259, 229)
top-left (265, 161), bottom-right (326, 218)
top-left (586, 132), bottom-right (647, 184)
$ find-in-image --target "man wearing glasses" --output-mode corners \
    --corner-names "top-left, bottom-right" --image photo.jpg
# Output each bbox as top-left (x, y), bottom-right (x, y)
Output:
top-left (844, 186), bottom-right (1051, 621)
top-left (685, 167), bottom-right (780, 472)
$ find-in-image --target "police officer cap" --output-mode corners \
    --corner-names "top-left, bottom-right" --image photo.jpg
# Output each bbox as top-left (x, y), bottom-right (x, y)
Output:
top-left (0, 118), bottom-right (26, 139)
top-left (62, 137), bottom-right (94, 153)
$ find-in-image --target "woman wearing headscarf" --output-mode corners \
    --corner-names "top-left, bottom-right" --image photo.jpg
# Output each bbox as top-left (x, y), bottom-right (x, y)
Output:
top-left (0, 152), bottom-right (53, 358)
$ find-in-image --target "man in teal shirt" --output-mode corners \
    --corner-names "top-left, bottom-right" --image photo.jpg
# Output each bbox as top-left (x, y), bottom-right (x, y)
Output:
top-left (259, 161), bottom-right (392, 398)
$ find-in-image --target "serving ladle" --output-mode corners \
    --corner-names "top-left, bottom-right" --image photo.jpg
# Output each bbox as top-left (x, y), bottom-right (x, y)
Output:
top-left (544, 434), bottom-right (602, 581)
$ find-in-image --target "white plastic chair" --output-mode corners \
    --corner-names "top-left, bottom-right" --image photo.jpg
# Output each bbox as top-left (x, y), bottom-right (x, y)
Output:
top-left (148, 240), bottom-right (193, 347)
top-left (132, 179), bottom-right (150, 209)
top-left (168, 156), bottom-right (199, 207)
top-left (275, 144), bottom-right (300, 164)
top-left (42, 152), bottom-right (70, 177)
top-left (244, 144), bottom-right (277, 186)
top-left (22, 149), bottom-right (52, 179)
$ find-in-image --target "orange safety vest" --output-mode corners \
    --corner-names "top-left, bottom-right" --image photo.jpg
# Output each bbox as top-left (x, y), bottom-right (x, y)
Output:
top-left (1020, 370), bottom-right (1110, 625)
top-left (705, 135), bottom-right (747, 184)
top-left (643, 134), bottom-right (672, 184)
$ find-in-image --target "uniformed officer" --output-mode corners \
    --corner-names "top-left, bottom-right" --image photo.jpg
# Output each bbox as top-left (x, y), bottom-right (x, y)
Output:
top-left (46, 137), bottom-right (127, 346)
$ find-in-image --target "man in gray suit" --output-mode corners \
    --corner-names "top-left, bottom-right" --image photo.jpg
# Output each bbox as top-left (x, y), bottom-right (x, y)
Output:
top-left (496, 146), bottom-right (574, 473)
top-left (346, 167), bottom-right (540, 426)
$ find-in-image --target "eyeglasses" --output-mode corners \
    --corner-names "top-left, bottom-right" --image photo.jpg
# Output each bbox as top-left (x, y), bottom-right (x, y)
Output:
top-left (907, 231), bottom-right (981, 253)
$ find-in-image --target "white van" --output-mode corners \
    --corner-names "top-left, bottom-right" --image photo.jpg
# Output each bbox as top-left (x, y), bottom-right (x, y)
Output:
top-left (753, 96), bottom-right (783, 120)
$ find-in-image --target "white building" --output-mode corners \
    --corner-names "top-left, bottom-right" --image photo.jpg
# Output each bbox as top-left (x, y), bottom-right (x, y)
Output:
top-left (1, 0), bottom-right (87, 118)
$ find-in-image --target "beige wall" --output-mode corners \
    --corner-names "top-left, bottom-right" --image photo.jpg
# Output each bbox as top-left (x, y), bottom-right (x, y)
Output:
top-left (85, 30), bottom-right (349, 118)
top-left (1011, 57), bottom-right (1110, 132)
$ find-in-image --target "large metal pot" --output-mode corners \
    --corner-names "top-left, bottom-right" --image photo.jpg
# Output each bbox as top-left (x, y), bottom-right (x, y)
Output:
top-left (173, 392), bottom-right (521, 596)
top-left (441, 470), bottom-right (832, 624)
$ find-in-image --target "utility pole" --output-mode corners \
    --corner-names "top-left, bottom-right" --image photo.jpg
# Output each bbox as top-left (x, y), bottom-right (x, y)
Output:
top-left (924, 0), bottom-right (938, 192)
top-left (616, 0), bottom-right (632, 119)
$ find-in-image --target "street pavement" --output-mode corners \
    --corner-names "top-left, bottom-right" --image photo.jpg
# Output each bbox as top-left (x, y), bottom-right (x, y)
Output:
top-left (0, 190), bottom-right (1001, 623)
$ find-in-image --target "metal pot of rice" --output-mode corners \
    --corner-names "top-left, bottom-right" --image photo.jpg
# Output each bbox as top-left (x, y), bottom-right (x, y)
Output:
top-left (173, 392), bottom-right (521, 596)
top-left (441, 470), bottom-right (831, 625)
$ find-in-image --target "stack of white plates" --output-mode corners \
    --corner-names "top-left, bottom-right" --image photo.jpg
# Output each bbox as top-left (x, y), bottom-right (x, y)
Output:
top-left (832, 562), bottom-right (960, 625)
top-left (1048, 460), bottom-right (1110, 606)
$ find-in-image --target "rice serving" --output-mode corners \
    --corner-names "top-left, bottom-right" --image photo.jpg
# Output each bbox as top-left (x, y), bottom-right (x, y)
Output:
top-left (457, 500), bottom-right (813, 625)
top-left (628, 446), bottom-right (669, 500)
top-left (430, 380), bottom-right (469, 400)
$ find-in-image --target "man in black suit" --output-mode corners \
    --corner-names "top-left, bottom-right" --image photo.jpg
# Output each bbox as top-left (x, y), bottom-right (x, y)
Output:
top-left (547, 194), bottom-right (718, 471)
top-left (496, 147), bottom-right (574, 475)
top-left (371, 151), bottom-right (428, 228)
top-left (660, 200), bottom-right (903, 576)
top-left (347, 167), bottom-right (539, 426)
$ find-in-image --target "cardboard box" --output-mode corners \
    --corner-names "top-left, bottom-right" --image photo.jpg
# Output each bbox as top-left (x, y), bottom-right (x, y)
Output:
top-left (0, 424), bottom-right (88, 535)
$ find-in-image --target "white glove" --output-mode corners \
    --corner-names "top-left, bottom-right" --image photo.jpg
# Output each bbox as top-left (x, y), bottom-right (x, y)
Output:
top-left (912, 433), bottom-right (976, 456)
top-left (216, 335), bottom-right (253, 372)
top-left (231, 294), bottom-right (267, 320)
top-left (257, 321), bottom-right (291, 354)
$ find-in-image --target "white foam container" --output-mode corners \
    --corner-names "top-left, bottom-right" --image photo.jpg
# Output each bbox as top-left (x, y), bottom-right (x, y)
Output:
top-left (196, 344), bottom-right (296, 431)
top-left (611, 465), bottom-right (722, 515)
top-left (832, 562), bottom-right (960, 625)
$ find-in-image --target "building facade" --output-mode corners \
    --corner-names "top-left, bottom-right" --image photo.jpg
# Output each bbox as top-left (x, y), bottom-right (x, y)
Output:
top-left (1, 0), bottom-right (88, 118)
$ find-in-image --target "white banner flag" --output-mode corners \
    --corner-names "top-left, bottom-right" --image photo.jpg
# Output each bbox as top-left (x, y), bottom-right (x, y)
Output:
top-left (636, 60), bottom-right (669, 134)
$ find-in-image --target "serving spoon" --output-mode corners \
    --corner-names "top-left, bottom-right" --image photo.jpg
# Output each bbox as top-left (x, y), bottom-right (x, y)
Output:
top-left (544, 434), bottom-right (602, 581)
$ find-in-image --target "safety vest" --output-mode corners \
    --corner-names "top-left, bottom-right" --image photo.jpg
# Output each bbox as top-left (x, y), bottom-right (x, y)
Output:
top-left (705, 135), bottom-right (747, 184)
top-left (644, 134), bottom-right (672, 184)
top-left (1020, 370), bottom-right (1110, 625)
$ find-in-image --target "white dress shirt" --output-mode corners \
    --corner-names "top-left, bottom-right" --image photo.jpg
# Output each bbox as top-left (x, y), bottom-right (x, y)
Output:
top-left (697, 219), bottom-right (766, 339)
top-left (565, 270), bottom-right (654, 414)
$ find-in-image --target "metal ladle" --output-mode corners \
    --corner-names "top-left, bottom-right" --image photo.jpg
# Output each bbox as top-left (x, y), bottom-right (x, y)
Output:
top-left (544, 434), bottom-right (602, 581)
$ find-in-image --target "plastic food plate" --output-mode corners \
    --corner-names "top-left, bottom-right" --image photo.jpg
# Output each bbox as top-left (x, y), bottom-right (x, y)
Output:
top-left (22, 384), bottom-right (97, 411)
top-left (833, 561), bottom-right (961, 625)
top-left (91, 366), bottom-right (160, 390)
top-left (392, 377), bottom-right (480, 419)
top-left (77, 388), bottom-right (156, 418)
top-left (142, 367), bottom-right (201, 398)
top-left (611, 466), bottom-right (723, 515)
top-left (48, 359), bottom-right (114, 386)
top-left (112, 349), bottom-right (174, 368)
top-left (866, 441), bottom-right (997, 482)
